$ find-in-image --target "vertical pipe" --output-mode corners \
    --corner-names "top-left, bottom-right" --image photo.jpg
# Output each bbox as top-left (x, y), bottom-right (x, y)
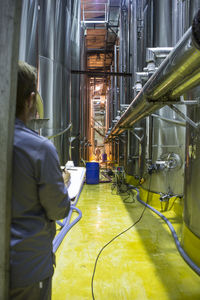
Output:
top-left (71, 0), bottom-right (81, 165)
top-left (87, 79), bottom-right (90, 161)
top-left (184, 0), bottom-right (190, 32)
top-left (127, 130), bottom-right (130, 159)
top-left (114, 45), bottom-right (118, 118)
top-left (113, 140), bottom-right (116, 163)
top-left (131, 0), bottom-right (138, 98)
top-left (136, 0), bottom-right (144, 71)
top-left (153, 0), bottom-right (172, 47)
top-left (178, 0), bottom-right (183, 39)
top-left (80, 27), bottom-right (86, 161)
top-left (119, 6), bottom-right (124, 106)
top-left (106, 94), bottom-right (108, 132)
top-left (124, 132), bottom-right (128, 169)
top-left (146, 116), bottom-right (153, 162)
top-left (91, 88), bottom-right (94, 159)
top-left (126, 0), bottom-right (131, 103)
top-left (172, 0), bottom-right (178, 46)
top-left (117, 140), bottom-right (120, 165)
top-left (110, 65), bottom-right (114, 122)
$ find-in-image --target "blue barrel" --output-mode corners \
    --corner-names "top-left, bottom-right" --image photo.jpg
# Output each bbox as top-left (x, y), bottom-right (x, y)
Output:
top-left (86, 162), bottom-right (99, 184)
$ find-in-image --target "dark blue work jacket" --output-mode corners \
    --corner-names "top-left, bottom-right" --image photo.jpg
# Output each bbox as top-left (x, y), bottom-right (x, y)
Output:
top-left (10, 119), bottom-right (70, 288)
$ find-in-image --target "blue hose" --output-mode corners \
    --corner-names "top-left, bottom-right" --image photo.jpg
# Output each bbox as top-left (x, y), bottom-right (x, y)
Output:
top-left (131, 187), bottom-right (200, 276)
top-left (54, 177), bottom-right (85, 251)
top-left (56, 208), bottom-right (73, 227)
top-left (53, 206), bottom-right (82, 253)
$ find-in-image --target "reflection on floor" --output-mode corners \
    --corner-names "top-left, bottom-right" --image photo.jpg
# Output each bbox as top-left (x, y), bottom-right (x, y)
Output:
top-left (52, 183), bottom-right (200, 300)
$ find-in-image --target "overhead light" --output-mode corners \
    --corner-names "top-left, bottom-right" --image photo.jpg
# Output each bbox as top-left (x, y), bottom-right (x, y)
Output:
top-left (95, 85), bottom-right (101, 91)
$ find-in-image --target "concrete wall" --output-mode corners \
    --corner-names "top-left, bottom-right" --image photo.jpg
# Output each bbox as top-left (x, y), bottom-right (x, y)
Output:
top-left (0, 1), bottom-right (22, 298)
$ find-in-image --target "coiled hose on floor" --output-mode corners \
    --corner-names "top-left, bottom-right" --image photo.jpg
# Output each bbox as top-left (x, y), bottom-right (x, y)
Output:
top-left (131, 186), bottom-right (200, 276)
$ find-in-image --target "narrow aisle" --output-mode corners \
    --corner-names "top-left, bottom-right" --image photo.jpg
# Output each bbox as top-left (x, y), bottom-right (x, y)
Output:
top-left (52, 183), bottom-right (200, 300)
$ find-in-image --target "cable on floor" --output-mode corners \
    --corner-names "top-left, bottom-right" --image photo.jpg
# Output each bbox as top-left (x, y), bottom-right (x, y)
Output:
top-left (91, 176), bottom-right (152, 300)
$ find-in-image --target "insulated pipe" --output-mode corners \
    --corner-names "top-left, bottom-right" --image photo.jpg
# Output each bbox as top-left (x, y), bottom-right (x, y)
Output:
top-left (108, 10), bottom-right (200, 137)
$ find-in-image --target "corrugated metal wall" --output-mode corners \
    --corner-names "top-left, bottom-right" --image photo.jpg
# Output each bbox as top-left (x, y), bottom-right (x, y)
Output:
top-left (19, 0), bottom-right (81, 165)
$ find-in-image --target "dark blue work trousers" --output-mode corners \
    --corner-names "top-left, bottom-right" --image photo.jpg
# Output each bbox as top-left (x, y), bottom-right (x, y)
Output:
top-left (10, 276), bottom-right (52, 300)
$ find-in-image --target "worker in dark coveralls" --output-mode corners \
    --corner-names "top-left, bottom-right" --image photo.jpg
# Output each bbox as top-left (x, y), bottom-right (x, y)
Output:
top-left (10, 61), bottom-right (71, 300)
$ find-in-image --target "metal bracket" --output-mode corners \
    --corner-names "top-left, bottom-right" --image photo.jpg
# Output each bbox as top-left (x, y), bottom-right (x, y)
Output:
top-left (118, 126), bottom-right (132, 130)
top-left (146, 47), bottom-right (173, 63)
top-left (131, 127), bottom-right (144, 143)
top-left (151, 113), bottom-right (186, 127)
top-left (168, 105), bottom-right (200, 129)
top-left (179, 96), bottom-right (200, 105)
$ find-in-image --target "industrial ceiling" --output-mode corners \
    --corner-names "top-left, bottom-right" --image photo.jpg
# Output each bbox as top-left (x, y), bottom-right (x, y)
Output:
top-left (81, 0), bottom-right (120, 95)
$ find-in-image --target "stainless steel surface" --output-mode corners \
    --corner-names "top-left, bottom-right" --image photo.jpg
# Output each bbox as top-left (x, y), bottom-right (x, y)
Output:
top-left (19, 0), bottom-right (38, 66)
top-left (184, 93), bottom-right (200, 238)
top-left (146, 48), bottom-right (173, 61)
top-left (19, 0), bottom-right (81, 165)
top-left (122, 0), bottom-right (191, 199)
top-left (172, 0), bottom-right (179, 45)
top-left (151, 113), bottom-right (186, 127)
top-left (183, 2), bottom-right (200, 238)
top-left (114, 45), bottom-right (118, 118)
top-left (130, 0), bottom-right (137, 98)
top-left (168, 104), bottom-right (200, 129)
top-left (153, 0), bottom-right (172, 47)
top-left (143, 103), bottom-right (186, 195)
top-left (119, 5), bottom-right (126, 106)
top-left (19, 0), bottom-right (200, 240)
top-left (108, 21), bottom-right (200, 137)
top-left (79, 27), bottom-right (87, 161)
top-left (71, 0), bottom-right (81, 165)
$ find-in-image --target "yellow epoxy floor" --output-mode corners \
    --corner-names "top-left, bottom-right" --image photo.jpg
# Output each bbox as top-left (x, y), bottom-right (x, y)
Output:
top-left (52, 183), bottom-right (200, 300)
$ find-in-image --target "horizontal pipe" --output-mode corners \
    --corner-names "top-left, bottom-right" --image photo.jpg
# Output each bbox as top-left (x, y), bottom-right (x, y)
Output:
top-left (146, 47), bottom-right (173, 61)
top-left (87, 49), bottom-right (113, 54)
top-left (71, 70), bottom-right (132, 77)
top-left (83, 21), bottom-right (107, 24)
top-left (107, 10), bottom-right (200, 137)
top-left (84, 11), bottom-right (105, 13)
